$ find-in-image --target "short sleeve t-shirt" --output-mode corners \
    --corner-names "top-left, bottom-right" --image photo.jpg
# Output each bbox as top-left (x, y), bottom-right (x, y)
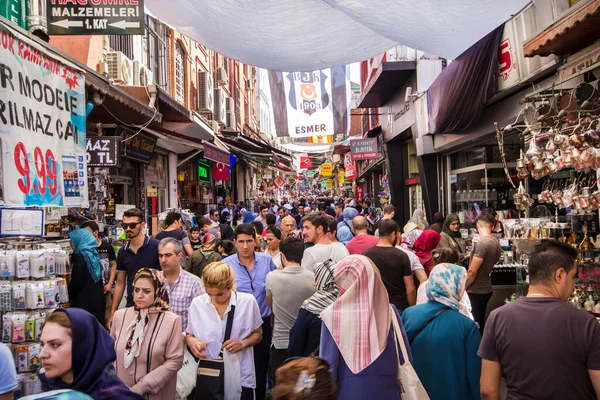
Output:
top-left (346, 234), bottom-right (380, 255)
top-left (266, 266), bottom-right (316, 349)
top-left (301, 242), bottom-right (349, 273)
top-left (0, 343), bottom-right (16, 395)
top-left (117, 236), bottom-right (161, 307)
top-left (468, 235), bottom-right (501, 294)
top-left (479, 297), bottom-right (600, 399)
top-left (362, 246), bottom-right (413, 310)
top-left (96, 241), bottom-right (116, 286)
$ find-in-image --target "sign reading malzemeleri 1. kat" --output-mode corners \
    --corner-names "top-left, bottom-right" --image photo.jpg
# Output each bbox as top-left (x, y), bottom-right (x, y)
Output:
top-left (47, 0), bottom-right (145, 35)
top-left (0, 22), bottom-right (89, 207)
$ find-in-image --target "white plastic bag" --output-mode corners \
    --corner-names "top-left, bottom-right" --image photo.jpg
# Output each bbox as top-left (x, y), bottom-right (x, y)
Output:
top-left (175, 347), bottom-right (198, 400)
top-left (223, 350), bottom-right (242, 400)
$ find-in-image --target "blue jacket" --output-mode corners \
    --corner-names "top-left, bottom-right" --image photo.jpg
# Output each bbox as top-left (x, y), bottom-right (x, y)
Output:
top-left (402, 301), bottom-right (481, 400)
top-left (337, 207), bottom-right (358, 244)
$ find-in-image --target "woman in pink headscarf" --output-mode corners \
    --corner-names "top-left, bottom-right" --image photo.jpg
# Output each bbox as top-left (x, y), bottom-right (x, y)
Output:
top-left (319, 255), bottom-right (413, 398)
top-left (413, 230), bottom-right (442, 276)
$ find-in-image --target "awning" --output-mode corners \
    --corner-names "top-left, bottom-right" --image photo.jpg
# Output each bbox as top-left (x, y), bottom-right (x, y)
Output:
top-left (143, 127), bottom-right (204, 153)
top-left (219, 133), bottom-right (294, 170)
top-left (159, 114), bottom-right (213, 142)
top-left (357, 62), bottom-right (416, 108)
top-left (524, 0), bottom-right (600, 57)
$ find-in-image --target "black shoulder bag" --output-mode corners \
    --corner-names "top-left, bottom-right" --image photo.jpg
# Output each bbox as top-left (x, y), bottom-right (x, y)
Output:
top-left (195, 301), bottom-right (236, 400)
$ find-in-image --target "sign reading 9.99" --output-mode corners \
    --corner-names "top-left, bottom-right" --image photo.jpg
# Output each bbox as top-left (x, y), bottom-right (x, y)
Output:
top-left (0, 27), bottom-right (88, 207)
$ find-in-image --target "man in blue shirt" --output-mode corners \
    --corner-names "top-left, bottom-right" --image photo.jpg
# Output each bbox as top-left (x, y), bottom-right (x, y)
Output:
top-left (223, 223), bottom-right (276, 400)
top-left (108, 208), bottom-right (160, 330)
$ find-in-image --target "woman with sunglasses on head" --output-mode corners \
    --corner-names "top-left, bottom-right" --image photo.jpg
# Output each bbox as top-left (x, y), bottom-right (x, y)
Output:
top-left (186, 262), bottom-right (263, 400)
top-left (68, 228), bottom-right (105, 325)
top-left (319, 255), bottom-right (412, 398)
top-left (110, 268), bottom-right (184, 399)
top-left (38, 308), bottom-right (144, 399)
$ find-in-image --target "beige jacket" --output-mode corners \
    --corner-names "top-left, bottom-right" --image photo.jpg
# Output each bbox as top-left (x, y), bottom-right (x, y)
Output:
top-left (111, 308), bottom-right (184, 400)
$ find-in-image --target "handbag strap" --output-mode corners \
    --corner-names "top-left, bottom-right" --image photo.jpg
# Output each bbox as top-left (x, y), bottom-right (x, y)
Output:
top-left (408, 307), bottom-right (449, 345)
top-left (343, 220), bottom-right (355, 237)
top-left (390, 306), bottom-right (410, 367)
top-left (223, 294), bottom-right (237, 343)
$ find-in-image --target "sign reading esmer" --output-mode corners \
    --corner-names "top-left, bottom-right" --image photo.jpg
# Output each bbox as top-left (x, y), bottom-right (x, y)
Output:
top-left (47, 0), bottom-right (145, 35)
top-left (0, 25), bottom-right (89, 207)
top-left (351, 138), bottom-right (378, 161)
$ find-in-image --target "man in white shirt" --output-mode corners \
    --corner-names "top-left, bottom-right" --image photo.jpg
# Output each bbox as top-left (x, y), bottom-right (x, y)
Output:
top-left (221, 202), bottom-right (234, 222)
top-left (266, 236), bottom-right (315, 375)
top-left (301, 212), bottom-right (349, 272)
top-left (253, 204), bottom-right (269, 230)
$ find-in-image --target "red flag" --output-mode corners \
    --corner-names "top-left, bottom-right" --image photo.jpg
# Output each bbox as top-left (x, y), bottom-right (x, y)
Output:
top-left (300, 156), bottom-right (313, 169)
top-left (212, 161), bottom-right (229, 180)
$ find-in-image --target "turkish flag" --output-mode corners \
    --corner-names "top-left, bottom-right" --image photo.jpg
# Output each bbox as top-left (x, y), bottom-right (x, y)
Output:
top-left (212, 161), bottom-right (229, 180)
top-left (300, 156), bottom-right (313, 169)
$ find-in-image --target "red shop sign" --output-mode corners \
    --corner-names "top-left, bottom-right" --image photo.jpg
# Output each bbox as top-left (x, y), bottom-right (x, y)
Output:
top-left (204, 142), bottom-right (230, 165)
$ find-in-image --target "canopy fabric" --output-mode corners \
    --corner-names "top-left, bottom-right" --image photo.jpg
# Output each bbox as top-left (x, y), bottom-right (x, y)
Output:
top-left (145, 0), bottom-right (529, 71)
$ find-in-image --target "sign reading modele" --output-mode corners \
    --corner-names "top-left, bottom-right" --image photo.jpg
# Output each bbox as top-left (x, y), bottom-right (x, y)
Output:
top-left (0, 25), bottom-right (88, 207)
top-left (86, 136), bottom-right (120, 166)
top-left (47, 0), bottom-right (145, 35)
top-left (351, 138), bottom-right (378, 161)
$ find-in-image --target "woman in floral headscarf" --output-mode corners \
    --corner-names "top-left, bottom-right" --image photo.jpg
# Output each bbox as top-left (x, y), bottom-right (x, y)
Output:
top-left (401, 264), bottom-right (481, 400)
top-left (110, 268), bottom-right (184, 400)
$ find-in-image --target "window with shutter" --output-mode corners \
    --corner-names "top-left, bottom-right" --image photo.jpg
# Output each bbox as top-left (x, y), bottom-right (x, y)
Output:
top-left (175, 42), bottom-right (185, 105)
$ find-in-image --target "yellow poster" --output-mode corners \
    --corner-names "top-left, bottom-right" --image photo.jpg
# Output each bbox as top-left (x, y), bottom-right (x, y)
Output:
top-left (326, 179), bottom-right (333, 188)
top-left (321, 163), bottom-right (332, 177)
top-left (338, 169), bottom-right (345, 185)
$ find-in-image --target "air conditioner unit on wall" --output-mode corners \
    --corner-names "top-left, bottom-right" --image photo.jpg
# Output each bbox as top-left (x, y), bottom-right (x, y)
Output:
top-left (197, 71), bottom-right (214, 113)
top-left (132, 60), bottom-right (154, 87)
top-left (211, 120), bottom-right (220, 134)
top-left (225, 97), bottom-right (235, 113)
top-left (226, 111), bottom-right (237, 129)
top-left (106, 51), bottom-right (133, 85)
top-left (216, 67), bottom-right (228, 86)
top-left (213, 89), bottom-right (227, 125)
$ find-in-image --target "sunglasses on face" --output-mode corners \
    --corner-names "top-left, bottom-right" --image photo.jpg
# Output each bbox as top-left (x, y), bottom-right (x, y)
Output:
top-left (122, 222), bottom-right (141, 229)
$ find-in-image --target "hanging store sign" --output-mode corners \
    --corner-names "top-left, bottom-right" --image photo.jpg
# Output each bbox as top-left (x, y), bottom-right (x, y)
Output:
top-left (118, 126), bottom-right (156, 164)
top-left (86, 136), bottom-right (120, 167)
top-left (46, 0), bottom-right (145, 35)
top-left (355, 186), bottom-right (364, 199)
top-left (198, 158), bottom-right (211, 184)
top-left (321, 163), bottom-right (332, 177)
top-left (338, 169), bottom-right (345, 185)
top-left (273, 176), bottom-right (285, 188)
top-left (300, 156), bottom-right (313, 169)
top-left (0, 0), bottom-right (26, 29)
top-left (306, 171), bottom-right (315, 178)
top-left (203, 142), bottom-right (230, 165)
top-left (351, 138), bottom-right (378, 161)
top-left (212, 161), bottom-right (229, 180)
top-left (345, 163), bottom-right (356, 181)
top-left (326, 179), bottom-right (333, 188)
top-left (0, 26), bottom-right (88, 207)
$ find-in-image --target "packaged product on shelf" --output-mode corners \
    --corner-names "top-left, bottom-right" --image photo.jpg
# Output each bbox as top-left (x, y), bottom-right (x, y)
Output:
top-left (0, 281), bottom-right (11, 310)
top-left (2, 313), bottom-right (12, 342)
top-left (12, 313), bottom-right (26, 342)
top-left (26, 282), bottom-right (45, 309)
top-left (34, 312), bottom-right (46, 341)
top-left (24, 316), bottom-right (35, 342)
top-left (17, 344), bottom-right (29, 372)
top-left (12, 282), bottom-right (26, 310)
top-left (0, 250), bottom-right (15, 277)
top-left (54, 251), bottom-right (68, 276)
top-left (57, 279), bottom-right (68, 304)
top-left (21, 372), bottom-right (41, 395)
top-left (29, 250), bottom-right (46, 279)
top-left (45, 251), bottom-right (56, 276)
top-left (28, 343), bottom-right (40, 371)
top-left (16, 250), bottom-right (30, 278)
top-left (44, 282), bottom-right (56, 307)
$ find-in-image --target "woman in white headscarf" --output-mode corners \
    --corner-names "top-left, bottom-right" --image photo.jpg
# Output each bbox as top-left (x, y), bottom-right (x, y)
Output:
top-left (409, 209), bottom-right (429, 229)
top-left (319, 255), bottom-right (412, 398)
top-left (401, 263), bottom-right (481, 400)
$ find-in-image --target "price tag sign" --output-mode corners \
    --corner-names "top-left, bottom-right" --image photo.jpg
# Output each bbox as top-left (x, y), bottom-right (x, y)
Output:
top-left (0, 208), bottom-right (45, 237)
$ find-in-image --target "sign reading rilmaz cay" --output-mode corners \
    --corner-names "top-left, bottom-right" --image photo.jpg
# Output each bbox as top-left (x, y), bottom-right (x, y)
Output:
top-left (47, 0), bottom-right (145, 35)
top-left (203, 142), bottom-right (230, 165)
top-left (86, 136), bottom-right (120, 167)
top-left (351, 138), bottom-right (378, 161)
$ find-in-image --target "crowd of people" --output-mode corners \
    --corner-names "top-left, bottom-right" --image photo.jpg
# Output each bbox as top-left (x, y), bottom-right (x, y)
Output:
top-left (2, 197), bottom-right (600, 400)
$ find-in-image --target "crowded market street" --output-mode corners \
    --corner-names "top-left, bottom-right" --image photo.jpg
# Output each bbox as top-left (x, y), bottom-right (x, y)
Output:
top-left (1, 0), bottom-right (600, 399)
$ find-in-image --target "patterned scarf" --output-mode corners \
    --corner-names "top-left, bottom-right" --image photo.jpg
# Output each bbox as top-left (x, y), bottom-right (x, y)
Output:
top-left (321, 255), bottom-right (390, 374)
top-left (69, 229), bottom-right (102, 283)
top-left (123, 268), bottom-right (170, 369)
top-left (302, 259), bottom-right (338, 315)
top-left (402, 229), bottom-right (423, 249)
top-left (426, 263), bottom-right (467, 311)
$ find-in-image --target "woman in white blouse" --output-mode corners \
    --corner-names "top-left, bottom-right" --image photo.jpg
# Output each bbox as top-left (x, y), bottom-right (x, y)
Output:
top-left (186, 261), bottom-right (263, 400)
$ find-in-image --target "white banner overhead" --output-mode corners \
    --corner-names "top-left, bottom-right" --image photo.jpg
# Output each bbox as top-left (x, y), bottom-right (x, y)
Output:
top-left (0, 23), bottom-right (89, 207)
top-left (144, 0), bottom-right (529, 72)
